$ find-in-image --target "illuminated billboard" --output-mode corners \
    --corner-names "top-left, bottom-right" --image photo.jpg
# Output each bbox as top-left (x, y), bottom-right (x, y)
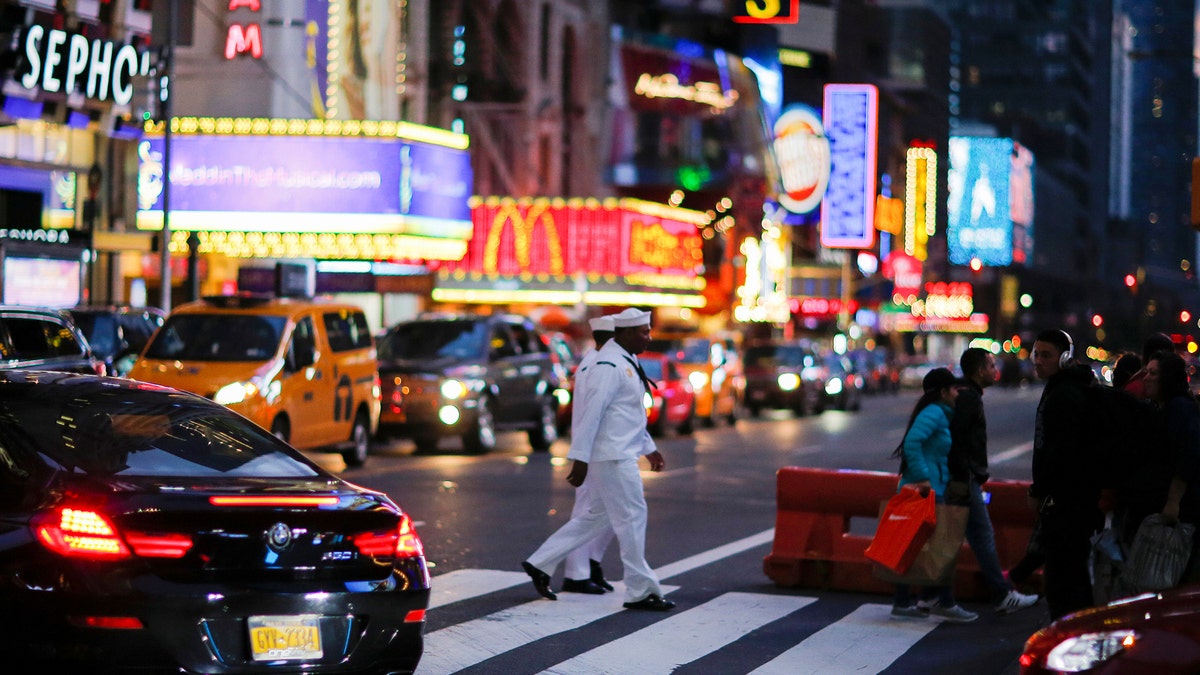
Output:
top-left (136, 119), bottom-right (473, 244)
top-left (820, 84), bottom-right (877, 249)
top-left (773, 105), bottom-right (829, 214)
top-left (947, 136), bottom-right (1034, 267)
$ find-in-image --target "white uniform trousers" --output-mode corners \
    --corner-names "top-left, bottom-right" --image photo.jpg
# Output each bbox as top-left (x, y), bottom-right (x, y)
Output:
top-left (527, 457), bottom-right (663, 602)
top-left (563, 479), bottom-right (615, 580)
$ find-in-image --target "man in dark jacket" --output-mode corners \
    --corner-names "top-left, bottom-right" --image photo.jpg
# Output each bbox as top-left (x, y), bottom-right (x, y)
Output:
top-left (950, 348), bottom-right (1038, 614)
top-left (1030, 329), bottom-right (1104, 620)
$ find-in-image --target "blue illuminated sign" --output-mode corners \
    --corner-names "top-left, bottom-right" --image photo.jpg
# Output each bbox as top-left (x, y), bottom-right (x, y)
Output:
top-left (820, 84), bottom-right (877, 249)
top-left (947, 137), bottom-right (1015, 266)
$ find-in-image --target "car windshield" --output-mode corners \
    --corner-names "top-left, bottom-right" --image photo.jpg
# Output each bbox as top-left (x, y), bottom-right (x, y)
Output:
top-left (745, 345), bottom-right (812, 368)
top-left (640, 358), bottom-right (664, 381)
top-left (142, 314), bottom-right (287, 362)
top-left (648, 338), bottom-right (709, 364)
top-left (379, 320), bottom-right (488, 360)
top-left (0, 381), bottom-right (319, 478)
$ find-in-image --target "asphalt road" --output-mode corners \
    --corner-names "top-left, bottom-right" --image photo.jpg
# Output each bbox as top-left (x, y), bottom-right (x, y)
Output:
top-left (308, 382), bottom-right (1052, 674)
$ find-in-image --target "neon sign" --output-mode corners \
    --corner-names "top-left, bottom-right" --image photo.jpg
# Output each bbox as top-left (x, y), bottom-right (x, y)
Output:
top-left (820, 84), bottom-right (878, 249)
top-left (633, 73), bottom-right (738, 112)
top-left (733, 0), bottom-right (800, 24)
top-left (904, 147), bottom-right (938, 261)
top-left (912, 282), bottom-right (974, 319)
top-left (226, 0), bottom-right (263, 60)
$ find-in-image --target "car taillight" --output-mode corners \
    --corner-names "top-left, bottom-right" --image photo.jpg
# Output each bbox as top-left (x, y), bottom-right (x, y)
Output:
top-left (124, 532), bottom-right (194, 558)
top-left (352, 513), bottom-right (424, 560)
top-left (34, 507), bottom-right (130, 560)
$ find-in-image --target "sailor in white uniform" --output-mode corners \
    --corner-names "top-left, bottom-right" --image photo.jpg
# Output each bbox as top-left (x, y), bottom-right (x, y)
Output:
top-left (523, 308), bottom-right (674, 610)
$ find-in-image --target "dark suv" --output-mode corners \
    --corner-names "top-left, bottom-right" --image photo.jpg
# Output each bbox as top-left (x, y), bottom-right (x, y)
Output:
top-left (376, 313), bottom-right (562, 454)
top-left (67, 305), bottom-right (166, 376)
top-left (742, 341), bottom-right (823, 417)
top-left (0, 306), bottom-right (102, 374)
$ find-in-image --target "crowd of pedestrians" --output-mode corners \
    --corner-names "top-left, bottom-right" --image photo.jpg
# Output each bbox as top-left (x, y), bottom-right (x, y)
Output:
top-left (520, 309), bottom-right (1199, 625)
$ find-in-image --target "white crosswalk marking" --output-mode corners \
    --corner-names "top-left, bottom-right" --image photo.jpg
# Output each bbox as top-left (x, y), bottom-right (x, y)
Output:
top-left (748, 603), bottom-right (939, 675)
top-left (538, 592), bottom-right (815, 675)
top-left (417, 582), bottom-right (679, 675)
top-left (426, 568), bottom-right (529, 609)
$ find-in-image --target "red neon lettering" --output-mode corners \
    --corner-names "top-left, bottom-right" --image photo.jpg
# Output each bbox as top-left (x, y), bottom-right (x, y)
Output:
top-left (228, 0), bottom-right (262, 10)
top-left (225, 24), bottom-right (263, 59)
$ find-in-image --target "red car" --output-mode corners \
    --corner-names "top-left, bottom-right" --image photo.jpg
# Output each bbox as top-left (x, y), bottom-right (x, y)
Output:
top-left (639, 351), bottom-right (695, 437)
top-left (1021, 585), bottom-right (1200, 674)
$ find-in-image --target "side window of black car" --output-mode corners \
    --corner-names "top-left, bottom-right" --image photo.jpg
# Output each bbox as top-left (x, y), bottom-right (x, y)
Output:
top-left (6, 318), bottom-right (84, 360)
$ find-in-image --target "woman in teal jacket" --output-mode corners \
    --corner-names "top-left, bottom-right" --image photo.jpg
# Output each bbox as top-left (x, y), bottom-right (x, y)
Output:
top-left (889, 367), bottom-right (977, 623)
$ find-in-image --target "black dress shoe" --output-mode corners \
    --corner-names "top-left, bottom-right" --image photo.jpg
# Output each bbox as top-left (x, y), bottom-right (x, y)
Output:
top-left (561, 578), bottom-right (606, 595)
top-left (589, 559), bottom-right (614, 592)
top-left (622, 594), bottom-right (675, 611)
top-left (522, 561), bottom-right (557, 600)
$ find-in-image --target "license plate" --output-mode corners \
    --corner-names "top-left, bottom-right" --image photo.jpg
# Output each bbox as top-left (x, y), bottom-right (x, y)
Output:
top-left (248, 615), bottom-right (322, 661)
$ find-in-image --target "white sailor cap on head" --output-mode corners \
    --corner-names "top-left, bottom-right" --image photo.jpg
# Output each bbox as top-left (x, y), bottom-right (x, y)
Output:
top-left (611, 308), bottom-right (651, 328)
top-left (588, 316), bottom-right (615, 332)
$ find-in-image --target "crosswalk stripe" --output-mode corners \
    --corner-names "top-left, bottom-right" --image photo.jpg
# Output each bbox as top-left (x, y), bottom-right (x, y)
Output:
top-left (538, 592), bottom-right (815, 675)
top-left (417, 582), bottom-right (680, 675)
top-left (653, 527), bottom-right (775, 580)
top-left (426, 568), bottom-right (529, 609)
top-left (748, 603), bottom-right (939, 674)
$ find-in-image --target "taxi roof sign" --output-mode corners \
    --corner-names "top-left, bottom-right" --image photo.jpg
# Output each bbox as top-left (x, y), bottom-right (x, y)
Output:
top-left (733, 0), bottom-right (800, 24)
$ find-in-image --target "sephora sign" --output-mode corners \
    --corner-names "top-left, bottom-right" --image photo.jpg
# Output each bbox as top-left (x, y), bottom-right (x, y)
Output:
top-left (15, 25), bottom-right (153, 106)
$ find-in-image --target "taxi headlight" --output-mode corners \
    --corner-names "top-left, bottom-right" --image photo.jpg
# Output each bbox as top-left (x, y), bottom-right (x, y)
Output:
top-left (213, 380), bottom-right (258, 405)
top-left (688, 371), bottom-right (709, 390)
top-left (441, 379), bottom-right (468, 400)
top-left (643, 392), bottom-right (653, 410)
top-left (825, 377), bottom-right (843, 396)
top-left (777, 373), bottom-right (801, 391)
top-left (1045, 631), bottom-right (1138, 672)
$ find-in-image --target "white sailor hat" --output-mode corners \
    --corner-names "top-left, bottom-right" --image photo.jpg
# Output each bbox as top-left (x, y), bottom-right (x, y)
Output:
top-left (611, 308), bottom-right (651, 328)
top-left (588, 316), bottom-right (615, 332)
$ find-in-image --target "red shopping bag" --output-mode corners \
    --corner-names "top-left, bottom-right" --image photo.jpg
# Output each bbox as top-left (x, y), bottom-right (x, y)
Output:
top-left (864, 486), bottom-right (938, 574)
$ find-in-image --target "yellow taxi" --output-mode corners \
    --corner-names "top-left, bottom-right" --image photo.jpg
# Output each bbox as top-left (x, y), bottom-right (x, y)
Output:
top-left (127, 295), bottom-right (381, 465)
top-left (645, 333), bottom-right (742, 426)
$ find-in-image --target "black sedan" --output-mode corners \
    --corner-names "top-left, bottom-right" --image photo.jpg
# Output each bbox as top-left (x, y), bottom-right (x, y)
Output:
top-left (0, 371), bottom-right (429, 673)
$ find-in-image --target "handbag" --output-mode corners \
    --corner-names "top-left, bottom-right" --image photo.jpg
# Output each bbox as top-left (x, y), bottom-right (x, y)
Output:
top-left (1089, 512), bottom-right (1125, 605)
top-left (874, 503), bottom-right (970, 586)
top-left (1124, 513), bottom-right (1195, 593)
top-left (864, 486), bottom-right (938, 574)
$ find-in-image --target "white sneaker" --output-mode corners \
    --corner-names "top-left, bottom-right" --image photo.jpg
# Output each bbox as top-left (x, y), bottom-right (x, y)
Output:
top-left (995, 589), bottom-right (1039, 615)
top-left (915, 598), bottom-right (939, 612)
top-left (931, 604), bottom-right (978, 623)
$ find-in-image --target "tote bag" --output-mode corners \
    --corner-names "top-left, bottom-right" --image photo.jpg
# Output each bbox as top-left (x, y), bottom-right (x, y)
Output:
top-left (1124, 514), bottom-right (1195, 593)
top-left (874, 503), bottom-right (970, 586)
top-left (864, 486), bottom-right (938, 574)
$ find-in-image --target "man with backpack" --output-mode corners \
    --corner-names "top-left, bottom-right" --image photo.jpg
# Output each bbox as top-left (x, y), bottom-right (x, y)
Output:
top-left (949, 348), bottom-right (1040, 614)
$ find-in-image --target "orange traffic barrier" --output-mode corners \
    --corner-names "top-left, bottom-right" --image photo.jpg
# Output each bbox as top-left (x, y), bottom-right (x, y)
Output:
top-left (762, 467), bottom-right (1038, 600)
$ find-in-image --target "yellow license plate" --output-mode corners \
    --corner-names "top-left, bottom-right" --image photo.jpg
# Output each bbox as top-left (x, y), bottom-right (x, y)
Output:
top-left (248, 615), bottom-right (322, 661)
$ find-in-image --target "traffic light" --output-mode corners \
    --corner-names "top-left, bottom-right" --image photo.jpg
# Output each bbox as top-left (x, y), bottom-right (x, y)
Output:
top-left (1124, 273), bottom-right (1137, 294)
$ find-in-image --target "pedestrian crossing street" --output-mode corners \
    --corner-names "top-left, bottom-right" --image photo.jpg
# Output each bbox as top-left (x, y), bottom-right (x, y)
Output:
top-left (418, 569), bottom-right (951, 675)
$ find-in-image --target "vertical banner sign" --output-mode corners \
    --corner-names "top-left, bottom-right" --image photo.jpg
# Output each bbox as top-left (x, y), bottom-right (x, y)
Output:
top-left (821, 84), bottom-right (878, 249)
top-left (733, 0), bottom-right (800, 24)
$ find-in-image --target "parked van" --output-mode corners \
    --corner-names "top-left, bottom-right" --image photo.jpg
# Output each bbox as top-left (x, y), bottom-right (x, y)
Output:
top-left (127, 295), bottom-right (381, 466)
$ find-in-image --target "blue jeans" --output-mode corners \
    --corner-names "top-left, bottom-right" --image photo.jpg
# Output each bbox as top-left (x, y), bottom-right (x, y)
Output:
top-left (965, 477), bottom-right (1013, 599)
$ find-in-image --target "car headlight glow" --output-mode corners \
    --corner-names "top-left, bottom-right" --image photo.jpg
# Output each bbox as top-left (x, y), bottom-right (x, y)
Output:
top-left (554, 387), bottom-right (571, 407)
top-left (441, 379), bottom-right (468, 400)
top-left (1044, 630), bottom-right (1138, 672)
top-left (643, 392), bottom-right (653, 410)
top-left (438, 405), bottom-right (461, 425)
top-left (825, 377), bottom-right (843, 396)
top-left (213, 381), bottom-right (258, 405)
top-left (688, 371), bottom-right (709, 390)
top-left (777, 373), bottom-right (801, 391)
